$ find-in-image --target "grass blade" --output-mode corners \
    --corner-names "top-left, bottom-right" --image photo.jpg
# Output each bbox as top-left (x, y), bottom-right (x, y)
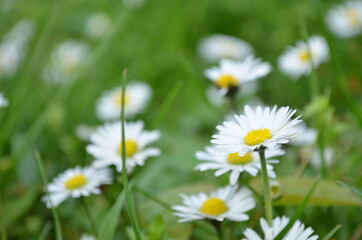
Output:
top-left (321, 224), bottom-right (341, 240)
top-left (37, 222), bottom-right (52, 240)
top-left (34, 151), bottom-right (63, 240)
top-left (336, 181), bottom-right (362, 198)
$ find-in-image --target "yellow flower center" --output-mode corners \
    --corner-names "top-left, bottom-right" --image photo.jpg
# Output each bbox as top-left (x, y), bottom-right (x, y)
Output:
top-left (118, 140), bottom-right (138, 157)
top-left (244, 128), bottom-right (272, 146)
top-left (64, 174), bottom-right (87, 190)
top-left (200, 197), bottom-right (228, 216)
top-left (215, 74), bottom-right (239, 89)
top-left (114, 92), bottom-right (130, 106)
top-left (299, 50), bottom-right (312, 63)
top-left (227, 152), bottom-right (253, 165)
top-left (345, 8), bottom-right (360, 26)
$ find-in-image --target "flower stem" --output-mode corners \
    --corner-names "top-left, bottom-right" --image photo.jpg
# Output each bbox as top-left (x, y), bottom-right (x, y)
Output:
top-left (210, 220), bottom-right (224, 240)
top-left (258, 147), bottom-right (273, 226)
top-left (80, 197), bottom-right (97, 237)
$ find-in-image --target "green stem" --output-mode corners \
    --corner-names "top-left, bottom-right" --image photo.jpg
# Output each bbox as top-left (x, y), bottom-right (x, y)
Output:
top-left (228, 94), bottom-right (239, 114)
top-left (120, 70), bottom-right (142, 240)
top-left (258, 147), bottom-right (273, 226)
top-left (80, 197), bottom-right (97, 237)
top-left (210, 221), bottom-right (224, 240)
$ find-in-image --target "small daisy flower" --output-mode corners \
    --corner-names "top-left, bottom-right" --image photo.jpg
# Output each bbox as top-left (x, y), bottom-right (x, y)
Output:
top-left (278, 35), bottom-right (329, 79)
top-left (204, 57), bottom-right (272, 96)
top-left (242, 216), bottom-right (318, 240)
top-left (96, 82), bottom-right (152, 121)
top-left (195, 147), bottom-right (284, 185)
top-left (43, 40), bottom-right (89, 84)
top-left (197, 34), bottom-right (253, 62)
top-left (289, 123), bottom-right (317, 147)
top-left (211, 105), bottom-right (302, 156)
top-left (310, 147), bottom-right (334, 169)
top-left (0, 92), bottom-right (9, 108)
top-left (326, 1), bottom-right (362, 38)
top-left (85, 12), bottom-right (112, 39)
top-left (42, 166), bottom-right (112, 208)
top-left (172, 185), bottom-right (255, 222)
top-left (86, 121), bottom-right (160, 173)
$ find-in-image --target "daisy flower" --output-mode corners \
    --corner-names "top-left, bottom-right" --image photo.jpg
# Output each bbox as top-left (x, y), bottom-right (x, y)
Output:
top-left (278, 35), bottom-right (329, 79)
top-left (96, 81), bottom-right (152, 121)
top-left (80, 234), bottom-right (96, 240)
top-left (289, 123), bottom-right (317, 147)
top-left (242, 216), bottom-right (318, 240)
top-left (211, 105), bottom-right (302, 156)
top-left (197, 34), bottom-right (253, 62)
top-left (0, 92), bottom-right (9, 108)
top-left (204, 57), bottom-right (272, 96)
top-left (172, 185), bottom-right (255, 222)
top-left (310, 147), bottom-right (334, 170)
top-left (75, 124), bottom-right (95, 141)
top-left (43, 40), bottom-right (89, 84)
top-left (195, 147), bottom-right (284, 185)
top-left (326, 1), bottom-right (362, 38)
top-left (42, 166), bottom-right (112, 208)
top-left (269, 179), bottom-right (283, 200)
top-left (86, 121), bottom-right (160, 173)
top-left (85, 12), bottom-right (112, 39)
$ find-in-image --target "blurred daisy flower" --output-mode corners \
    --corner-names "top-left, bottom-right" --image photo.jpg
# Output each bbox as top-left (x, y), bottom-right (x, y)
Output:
top-left (75, 124), bottom-right (96, 141)
top-left (86, 121), bottom-right (160, 173)
top-left (85, 12), bottom-right (112, 39)
top-left (80, 234), bottom-right (96, 240)
top-left (172, 185), bottom-right (255, 222)
top-left (0, 20), bottom-right (34, 78)
top-left (195, 146), bottom-right (284, 185)
top-left (242, 216), bottom-right (318, 240)
top-left (42, 166), bottom-right (112, 208)
top-left (204, 57), bottom-right (271, 96)
top-left (310, 147), bottom-right (334, 170)
top-left (43, 40), bottom-right (89, 84)
top-left (96, 81), bottom-right (152, 121)
top-left (269, 179), bottom-right (284, 200)
top-left (197, 34), bottom-right (253, 62)
top-left (326, 1), bottom-right (362, 38)
top-left (211, 105), bottom-right (302, 156)
top-left (0, 92), bottom-right (9, 108)
top-left (289, 123), bottom-right (317, 147)
top-left (278, 35), bottom-right (329, 79)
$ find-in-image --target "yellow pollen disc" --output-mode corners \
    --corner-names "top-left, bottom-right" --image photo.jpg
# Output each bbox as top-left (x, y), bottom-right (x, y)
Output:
top-left (271, 185), bottom-right (280, 195)
top-left (227, 152), bottom-right (253, 165)
top-left (244, 128), bottom-right (272, 146)
top-left (299, 50), bottom-right (312, 62)
top-left (200, 197), bottom-right (228, 216)
top-left (346, 9), bottom-right (360, 26)
top-left (114, 92), bottom-right (130, 106)
top-left (64, 174), bottom-right (87, 190)
top-left (215, 74), bottom-right (239, 89)
top-left (118, 140), bottom-right (138, 157)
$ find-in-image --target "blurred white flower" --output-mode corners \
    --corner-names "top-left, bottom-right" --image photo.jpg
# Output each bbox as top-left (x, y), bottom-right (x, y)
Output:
top-left (278, 35), bottom-right (329, 79)
top-left (42, 166), bottom-right (112, 208)
top-left (80, 234), bottom-right (96, 240)
top-left (85, 12), bottom-right (112, 39)
top-left (195, 146), bottom-right (283, 185)
top-left (43, 40), bottom-right (89, 84)
top-left (0, 92), bottom-right (9, 108)
top-left (198, 34), bottom-right (253, 62)
top-left (212, 105), bottom-right (302, 156)
top-left (96, 81), bottom-right (152, 121)
top-left (242, 216), bottom-right (318, 240)
top-left (123, 0), bottom-right (146, 9)
top-left (0, 20), bottom-right (34, 78)
top-left (269, 179), bottom-right (283, 200)
top-left (326, 1), bottom-right (362, 38)
top-left (75, 124), bottom-right (96, 141)
top-left (204, 57), bottom-right (271, 96)
top-left (289, 123), bottom-right (317, 146)
top-left (86, 121), bottom-right (160, 173)
top-left (172, 185), bottom-right (255, 222)
top-left (310, 147), bottom-right (334, 169)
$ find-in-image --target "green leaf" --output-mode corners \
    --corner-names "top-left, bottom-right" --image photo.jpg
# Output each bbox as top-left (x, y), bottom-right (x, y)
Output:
top-left (97, 190), bottom-right (125, 240)
top-left (336, 181), bottom-right (362, 198)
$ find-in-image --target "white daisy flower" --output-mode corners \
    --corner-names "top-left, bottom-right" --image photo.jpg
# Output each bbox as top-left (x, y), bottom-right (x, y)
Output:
top-left (289, 123), bottom-right (317, 146)
top-left (96, 81), bottom-right (152, 121)
top-left (326, 1), bottom-right (362, 38)
top-left (85, 12), bottom-right (112, 39)
top-left (278, 35), bottom-right (329, 79)
top-left (80, 234), bottom-right (96, 240)
top-left (86, 121), bottom-right (160, 173)
top-left (43, 40), bottom-right (89, 84)
top-left (310, 147), bottom-right (334, 169)
top-left (42, 166), bottom-right (112, 208)
top-left (172, 185), bottom-right (255, 222)
top-left (211, 105), bottom-right (302, 156)
top-left (198, 34), bottom-right (253, 62)
top-left (75, 124), bottom-right (96, 141)
top-left (204, 57), bottom-right (272, 96)
top-left (269, 179), bottom-right (284, 200)
top-left (242, 216), bottom-right (318, 240)
top-left (0, 92), bottom-right (9, 108)
top-left (195, 147), bottom-right (284, 185)
top-left (0, 20), bottom-right (34, 78)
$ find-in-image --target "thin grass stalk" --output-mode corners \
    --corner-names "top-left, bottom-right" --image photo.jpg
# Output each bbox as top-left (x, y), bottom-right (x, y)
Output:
top-left (80, 197), bottom-right (97, 237)
top-left (258, 147), bottom-right (273, 226)
top-left (120, 69), bottom-right (142, 240)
